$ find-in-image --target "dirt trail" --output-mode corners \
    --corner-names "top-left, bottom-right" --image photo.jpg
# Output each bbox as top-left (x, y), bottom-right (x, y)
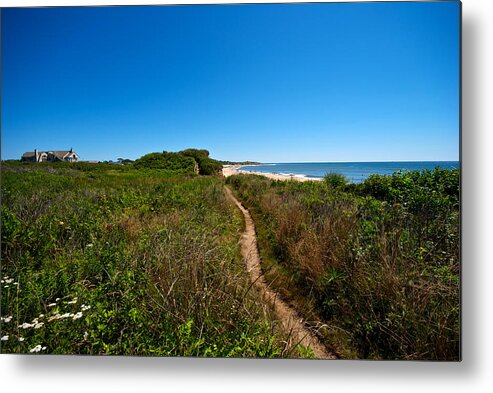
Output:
top-left (224, 186), bottom-right (335, 359)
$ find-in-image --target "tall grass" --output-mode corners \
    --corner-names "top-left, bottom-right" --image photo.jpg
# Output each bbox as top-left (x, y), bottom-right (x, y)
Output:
top-left (227, 169), bottom-right (460, 360)
top-left (1, 163), bottom-right (288, 357)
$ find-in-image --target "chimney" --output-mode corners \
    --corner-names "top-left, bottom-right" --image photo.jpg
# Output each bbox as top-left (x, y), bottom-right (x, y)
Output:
top-left (70, 147), bottom-right (73, 153)
top-left (34, 149), bottom-right (38, 162)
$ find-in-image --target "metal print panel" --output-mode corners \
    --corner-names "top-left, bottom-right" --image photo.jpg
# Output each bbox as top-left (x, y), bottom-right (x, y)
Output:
top-left (0, 1), bottom-right (460, 360)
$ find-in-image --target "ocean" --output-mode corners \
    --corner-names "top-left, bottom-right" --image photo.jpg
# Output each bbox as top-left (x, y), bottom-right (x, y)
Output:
top-left (238, 161), bottom-right (460, 183)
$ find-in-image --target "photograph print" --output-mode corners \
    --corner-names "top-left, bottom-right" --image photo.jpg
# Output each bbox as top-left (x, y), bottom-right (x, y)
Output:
top-left (1, 1), bottom-right (460, 360)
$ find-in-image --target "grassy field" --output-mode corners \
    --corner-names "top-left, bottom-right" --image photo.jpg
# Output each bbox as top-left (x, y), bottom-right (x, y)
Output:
top-left (1, 161), bottom-right (460, 359)
top-left (0, 162), bottom-right (293, 357)
top-left (227, 168), bottom-right (460, 360)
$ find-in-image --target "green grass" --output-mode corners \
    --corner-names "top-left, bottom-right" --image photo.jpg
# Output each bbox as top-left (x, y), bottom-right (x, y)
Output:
top-left (1, 161), bottom-right (460, 359)
top-left (227, 168), bottom-right (460, 360)
top-left (0, 162), bottom-right (291, 357)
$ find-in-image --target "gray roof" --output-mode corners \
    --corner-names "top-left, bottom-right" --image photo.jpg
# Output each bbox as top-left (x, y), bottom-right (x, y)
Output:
top-left (22, 150), bottom-right (78, 159)
top-left (48, 151), bottom-right (72, 159)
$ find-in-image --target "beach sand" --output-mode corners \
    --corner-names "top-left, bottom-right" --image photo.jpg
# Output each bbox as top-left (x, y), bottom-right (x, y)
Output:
top-left (222, 165), bottom-right (322, 182)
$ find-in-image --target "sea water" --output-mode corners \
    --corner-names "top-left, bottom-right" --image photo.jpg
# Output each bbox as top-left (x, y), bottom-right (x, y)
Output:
top-left (238, 161), bottom-right (459, 183)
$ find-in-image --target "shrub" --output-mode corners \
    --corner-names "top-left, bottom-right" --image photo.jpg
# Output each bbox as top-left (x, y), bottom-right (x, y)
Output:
top-left (179, 148), bottom-right (223, 175)
top-left (323, 172), bottom-right (348, 188)
top-left (133, 152), bottom-right (196, 173)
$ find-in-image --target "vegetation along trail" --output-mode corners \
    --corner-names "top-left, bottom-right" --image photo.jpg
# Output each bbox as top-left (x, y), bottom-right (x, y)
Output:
top-left (224, 186), bottom-right (336, 359)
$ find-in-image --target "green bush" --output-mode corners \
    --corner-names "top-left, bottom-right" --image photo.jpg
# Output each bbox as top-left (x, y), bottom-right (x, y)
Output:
top-left (324, 172), bottom-right (348, 188)
top-left (133, 152), bottom-right (196, 173)
top-left (179, 148), bottom-right (223, 175)
top-left (360, 168), bottom-right (459, 206)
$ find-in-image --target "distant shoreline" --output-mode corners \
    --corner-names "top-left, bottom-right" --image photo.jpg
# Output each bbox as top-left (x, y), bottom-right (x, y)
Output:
top-left (222, 164), bottom-right (322, 182)
top-left (222, 161), bottom-right (459, 184)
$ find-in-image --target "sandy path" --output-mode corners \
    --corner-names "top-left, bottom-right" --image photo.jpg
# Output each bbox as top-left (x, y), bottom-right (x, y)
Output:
top-left (224, 186), bottom-right (335, 359)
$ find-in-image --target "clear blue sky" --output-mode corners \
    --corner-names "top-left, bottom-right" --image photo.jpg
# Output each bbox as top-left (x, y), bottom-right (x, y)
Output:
top-left (1, 2), bottom-right (460, 162)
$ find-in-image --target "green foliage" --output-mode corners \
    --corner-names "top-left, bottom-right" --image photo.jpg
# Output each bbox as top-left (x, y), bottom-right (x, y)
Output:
top-left (117, 158), bottom-right (133, 165)
top-left (360, 168), bottom-right (459, 208)
top-left (2, 160), bottom-right (129, 173)
top-left (0, 164), bottom-right (289, 357)
top-left (227, 168), bottom-right (460, 360)
top-left (132, 152), bottom-right (197, 173)
top-left (324, 172), bottom-right (348, 188)
top-left (180, 148), bottom-right (210, 158)
top-left (179, 148), bottom-right (223, 175)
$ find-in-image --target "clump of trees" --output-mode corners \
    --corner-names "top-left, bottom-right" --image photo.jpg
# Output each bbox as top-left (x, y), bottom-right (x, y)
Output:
top-left (117, 158), bottom-right (134, 165)
top-left (133, 151), bottom-right (197, 173)
top-left (132, 148), bottom-right (223, 176)
top-left (179, 149), bottom-right (223, 175)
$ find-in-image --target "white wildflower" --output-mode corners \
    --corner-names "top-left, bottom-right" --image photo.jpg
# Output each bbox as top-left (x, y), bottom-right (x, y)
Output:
top-left (29, 345), bottom-right (46, 353)
top-left (34, 322), bottom-right (44, 329)
top-left (19, 322), bottom-right (34, 329)
top-left (29, 345), bottom-right (41, 352)
top-left (67, 300), bottom-right (77, 304)
top-left (13, 282), bottom-right (19, 286)
top-left (59, 221), bottom-right (64, 225)
top-left (81, 305), bottom-right (91, 311)
top-left (1, 335), bottom-right (8, 341)
top-left (1, 316), bottom-right (13, 323)
top-left (38, 314), bottom-right (44, 318)
top-left (47, 314), bottom-right (61, 322)
top-left (60, 313), bottom-right (70, 319)
top-left (55, 298), bottom-right (61, 302)
top-left (4, 278), bottom-right (14, 284)
top-left (4, 285), bottom-right (9, 288)
top-left (47, 303), bottom-right (57, 307)
top-left (86, 243), bottom-right (94, 248)
top-left (83, 331), bottom-right (88, 340)
top-left (18, 337), bottom-right (25, 342)
top-left (72, 312), bottom-right (83, 320)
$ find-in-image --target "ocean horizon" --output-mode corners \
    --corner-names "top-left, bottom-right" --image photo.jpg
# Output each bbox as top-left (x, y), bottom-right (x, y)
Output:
top-left (238, 161), bottom-right (460, 183)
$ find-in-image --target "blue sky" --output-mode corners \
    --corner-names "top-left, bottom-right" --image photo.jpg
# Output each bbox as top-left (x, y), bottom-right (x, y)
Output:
top-left (1, 2), bottom-right (460, 162)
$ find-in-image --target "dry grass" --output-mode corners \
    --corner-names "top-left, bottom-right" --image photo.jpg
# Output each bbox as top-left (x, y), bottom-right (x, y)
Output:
top-left (227, 172), bottom-right (460, 360)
